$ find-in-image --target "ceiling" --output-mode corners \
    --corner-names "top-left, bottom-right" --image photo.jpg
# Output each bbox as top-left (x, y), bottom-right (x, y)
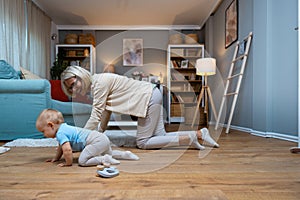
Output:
top-left (33, 0), bottom-right (222, 29)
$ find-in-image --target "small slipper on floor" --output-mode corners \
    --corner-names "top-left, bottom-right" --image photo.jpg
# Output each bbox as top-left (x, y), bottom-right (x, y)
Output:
top-left (97, 167), bottom-right (119, 178)
top-left (290, 147), bottom-right (300, 154)
top-left (0, 147), bottom-right (10, 154)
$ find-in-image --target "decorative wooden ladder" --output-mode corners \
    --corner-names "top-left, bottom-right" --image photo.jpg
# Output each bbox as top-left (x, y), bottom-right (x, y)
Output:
top-left (215, 32), bottom-right (253, 133)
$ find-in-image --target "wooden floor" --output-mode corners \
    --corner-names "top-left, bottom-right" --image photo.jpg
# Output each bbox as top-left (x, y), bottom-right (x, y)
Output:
top-left (0, 128), bottom-right (300, 200)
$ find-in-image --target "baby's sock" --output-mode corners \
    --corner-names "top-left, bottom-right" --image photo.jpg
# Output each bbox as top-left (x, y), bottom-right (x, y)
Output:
top-left (112, 150), bottom-right (139, 160)
top-left (102, 154), bottom-right (120, 165)
top-left (189, 132), bottom-right (205, 150)
top-left (201, 128), bottom-right (219, 148)
top-left (123, 151), bottom-right (139, 160)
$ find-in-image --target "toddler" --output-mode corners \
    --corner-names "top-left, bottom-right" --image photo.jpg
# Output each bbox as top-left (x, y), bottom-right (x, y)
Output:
top-left (36, 109), bottom-right (139, 167)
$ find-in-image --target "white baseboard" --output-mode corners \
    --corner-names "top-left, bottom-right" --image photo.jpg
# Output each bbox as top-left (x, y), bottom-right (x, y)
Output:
top-left (251, 130), bottom-right (298, 143)
top-left (210, 122), bottom-right (298, 143)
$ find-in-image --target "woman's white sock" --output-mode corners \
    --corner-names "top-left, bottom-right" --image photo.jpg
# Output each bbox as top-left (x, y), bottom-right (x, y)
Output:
top-left (189, 132), bottom-right (205, 150)
top-left (122, 151), bottom-right (139, 160)
top-left (201, 128), bottom-right (219, 148)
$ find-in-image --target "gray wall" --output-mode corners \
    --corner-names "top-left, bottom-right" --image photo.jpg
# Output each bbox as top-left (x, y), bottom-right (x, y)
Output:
top-left (94, 30), bottom-right (169, 77)
top-left (59, 29), bottom-right (204, 82)
top-left (206, 0), bottom-right (298, 138)
top-left (254, 0), bottom-right (298, 135)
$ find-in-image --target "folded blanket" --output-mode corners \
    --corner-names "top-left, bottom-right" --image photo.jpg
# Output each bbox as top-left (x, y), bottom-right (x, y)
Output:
top-left (0, 60), bottom-right (20, 79)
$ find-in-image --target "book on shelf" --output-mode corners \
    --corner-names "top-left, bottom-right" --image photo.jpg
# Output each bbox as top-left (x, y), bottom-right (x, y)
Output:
top-left (171, 60), bottom-right (180, 68)
top-left (176, 95), bottom-right (184, 103)
top-left (171, 72), bottom-right (184, 81)
top-left (171, 92), bottom-right (178, 103)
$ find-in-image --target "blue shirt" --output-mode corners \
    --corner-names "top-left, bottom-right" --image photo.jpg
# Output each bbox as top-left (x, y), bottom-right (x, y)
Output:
top-left (56, 123), bottom-right (92, 151)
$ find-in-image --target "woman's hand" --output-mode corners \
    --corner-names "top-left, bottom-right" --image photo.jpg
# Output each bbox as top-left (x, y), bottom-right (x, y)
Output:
top-left (57, 162), bottom-right (72, 167)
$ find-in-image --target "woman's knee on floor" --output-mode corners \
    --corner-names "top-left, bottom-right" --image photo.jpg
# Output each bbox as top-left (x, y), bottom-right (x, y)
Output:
top-left (136, 138), bottom-right (148, 149)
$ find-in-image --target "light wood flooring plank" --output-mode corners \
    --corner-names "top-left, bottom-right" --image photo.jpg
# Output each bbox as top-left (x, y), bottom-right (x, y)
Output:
top-left (0, 129), bottom-right (300, 200)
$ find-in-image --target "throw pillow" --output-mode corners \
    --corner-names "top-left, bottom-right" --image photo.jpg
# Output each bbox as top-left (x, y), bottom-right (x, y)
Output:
top-left (49, 80), bottom-right (69, 102)
top-left (0, 60), bottom-right (20, 79)
top-left (20, 67), bottom-right (42, 79)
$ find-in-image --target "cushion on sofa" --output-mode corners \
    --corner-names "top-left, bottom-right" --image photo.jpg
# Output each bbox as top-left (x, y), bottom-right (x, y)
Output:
top-left (49, 80), bottom-right (69, 102)
top-left (19, 67), bottom-right (42, 79)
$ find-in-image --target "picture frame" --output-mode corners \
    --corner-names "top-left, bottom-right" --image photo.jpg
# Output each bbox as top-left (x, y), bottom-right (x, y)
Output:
top-left (225, 0), bottom-right (238, 48)
top-left (148, 75), bottom-right (158, 84)
top-left (181, 60), bottom-right (188, 68)
top-left (123, 39), bottom-right (143, 66)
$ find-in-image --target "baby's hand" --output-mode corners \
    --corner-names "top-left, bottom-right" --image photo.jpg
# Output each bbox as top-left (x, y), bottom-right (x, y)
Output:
top-left (45, 158), bottom-right (58, 163)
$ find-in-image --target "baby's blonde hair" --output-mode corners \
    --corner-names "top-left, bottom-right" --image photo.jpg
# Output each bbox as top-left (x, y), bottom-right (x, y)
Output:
top-left (36, 109), bottom-right (64, 130)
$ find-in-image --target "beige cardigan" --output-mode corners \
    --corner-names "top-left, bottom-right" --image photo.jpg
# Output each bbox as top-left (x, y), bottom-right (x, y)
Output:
top-left (84, 73), bottom-right (153, 130)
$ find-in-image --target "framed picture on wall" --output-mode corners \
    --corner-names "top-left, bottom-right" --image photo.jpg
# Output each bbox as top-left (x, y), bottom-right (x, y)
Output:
top-left (123, 38), bottom-right (143, 66)
top-left (225, 0), bottom-right (238, 48)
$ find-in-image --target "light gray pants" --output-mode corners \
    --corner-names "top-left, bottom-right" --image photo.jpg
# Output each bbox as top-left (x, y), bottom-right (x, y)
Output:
top-left (136, 87), bottom-right (195, 149)
top-left (78, 131), bottom-right (112, 166)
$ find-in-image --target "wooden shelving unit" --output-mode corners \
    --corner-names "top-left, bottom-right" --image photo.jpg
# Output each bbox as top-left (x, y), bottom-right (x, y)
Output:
top-left (167, 44), bottom-right (205, 124)
top-left (55, 44), bottom-right (96, 74)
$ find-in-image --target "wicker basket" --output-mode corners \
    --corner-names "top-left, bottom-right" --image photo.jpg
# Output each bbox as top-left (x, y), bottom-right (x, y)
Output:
top-left (64, 34), bottom-right (78, 44)
top-left (185, 34), bottom-right (198, 44)
top-left (79, 33), bottom-right (95, 46)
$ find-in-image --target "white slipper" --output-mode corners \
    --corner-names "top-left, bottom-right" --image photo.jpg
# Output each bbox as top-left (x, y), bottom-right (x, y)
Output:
top-left (0, 147), bottom-right (10, 154)
top-left (97, 167), bottom-right (119, 178)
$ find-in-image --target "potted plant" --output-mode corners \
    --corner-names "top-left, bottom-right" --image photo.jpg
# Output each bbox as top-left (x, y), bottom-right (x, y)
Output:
top-left (50, 51), bottom-right (67, 80)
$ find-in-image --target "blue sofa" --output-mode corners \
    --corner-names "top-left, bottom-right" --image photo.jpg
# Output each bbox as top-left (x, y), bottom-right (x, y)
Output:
top-left (0, 79), bottom-right (92, 140)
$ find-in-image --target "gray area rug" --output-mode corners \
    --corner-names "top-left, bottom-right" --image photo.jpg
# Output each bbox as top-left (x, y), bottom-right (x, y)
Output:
top-left (4, 138), bottom-right (58, 147)
top-left (3, 130), bottom-right (137, 148)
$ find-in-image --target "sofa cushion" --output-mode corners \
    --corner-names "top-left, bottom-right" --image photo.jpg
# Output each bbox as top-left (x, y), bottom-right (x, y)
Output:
top-left (0, 60), bottom-right (20, 79)
top-left (20, 67), bottom-right (42, 79)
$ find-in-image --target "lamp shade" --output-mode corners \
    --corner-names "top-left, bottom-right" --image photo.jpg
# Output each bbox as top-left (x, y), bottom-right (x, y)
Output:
top-left (195, 58), bottom-right (216, 76)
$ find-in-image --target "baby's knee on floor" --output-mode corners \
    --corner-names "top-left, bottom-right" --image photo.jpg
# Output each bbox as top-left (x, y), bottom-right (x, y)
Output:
top-left (78, 157), bottom-right (88, 166)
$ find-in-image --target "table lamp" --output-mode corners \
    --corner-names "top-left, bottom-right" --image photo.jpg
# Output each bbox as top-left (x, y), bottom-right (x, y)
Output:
top-left (191, 58), bottom-right (218, 127)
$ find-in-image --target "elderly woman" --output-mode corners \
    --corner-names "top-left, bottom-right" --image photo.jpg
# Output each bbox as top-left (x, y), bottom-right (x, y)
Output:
top-left (60, 66), bottom-right (219, 150)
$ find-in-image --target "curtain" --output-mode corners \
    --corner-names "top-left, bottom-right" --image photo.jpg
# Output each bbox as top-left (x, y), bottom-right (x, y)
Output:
top-left (0, 0), bottom-right (26, 70)
top-left (0, 0), bottom-right (51, 78)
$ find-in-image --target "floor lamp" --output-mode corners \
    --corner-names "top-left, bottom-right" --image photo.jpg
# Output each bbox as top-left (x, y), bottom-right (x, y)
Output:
top-left (191, 58), bottom-right (218, 127)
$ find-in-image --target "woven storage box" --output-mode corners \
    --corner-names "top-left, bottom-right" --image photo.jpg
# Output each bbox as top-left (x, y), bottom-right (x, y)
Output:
top-left (171, 104), bottom-right (184, 117)
top-left (184, 106), bottom-right (206, 125)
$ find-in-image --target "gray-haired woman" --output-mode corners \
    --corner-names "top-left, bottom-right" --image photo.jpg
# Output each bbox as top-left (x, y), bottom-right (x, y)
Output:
top-left (61, 66), bottom-right (219, 150)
